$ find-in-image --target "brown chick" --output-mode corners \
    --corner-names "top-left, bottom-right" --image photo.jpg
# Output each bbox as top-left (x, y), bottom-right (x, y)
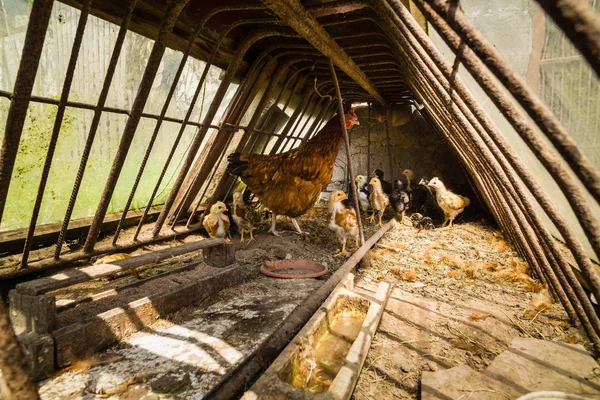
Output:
top-left (368, 177), bottom-right (389, 227)
top-left (202, 201), bottom-right (231, 239)
top-left (328, 190), bottom-right (359, 256)
top-left (232, 191), bottom-right (255, 242)
top-left (427, 177), bottom-right (470, 227)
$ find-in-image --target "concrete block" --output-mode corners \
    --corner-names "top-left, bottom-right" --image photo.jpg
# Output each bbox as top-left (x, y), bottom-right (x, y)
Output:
top-left (18, 332), bottom-right (55, 380)
top-left (203, 243), bottom-right (236, 268)
top-left (53, 263), bottom-right (257, 367)
top-left (9, 290), bottom-right (56, 335)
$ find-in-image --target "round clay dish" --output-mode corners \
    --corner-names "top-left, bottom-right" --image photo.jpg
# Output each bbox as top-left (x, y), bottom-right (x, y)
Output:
top-left (260, 259), bottom-right (328, 279)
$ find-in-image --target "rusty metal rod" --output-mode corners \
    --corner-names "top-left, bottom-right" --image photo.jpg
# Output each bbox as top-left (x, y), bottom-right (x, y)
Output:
top-left (0, 89), bottom-right (222, 129)
top-left (152, 29), bottom-right (299, 237)
top-left (112, 22), bottom-right (207, 245)
top-left (276, 92), bottom-right (317, 154)
top-left (386, 9), bottom-right (560, 306)
top-left (383, 107), bottom-right (394, 178)
top-left (426, 101), bottom-right (578, 324)
top-left (391, 13), bottom-right (600, 339)
top-left (0, 300), bottom-right (38, 399)
top-left (181, 58), bottom-right (294, 225)
top-left (169, 54), bottom-right (278, 227)
top-left (330, 58), bottom-right (365, 245)
top-left (310, 101), bottom-right (337, 140)
top-left (54, 0), bottom-right (138, 259)
top-left (535, 0), bottom-right (600, 78)
top-left (384, 0), bottom-right (600, 302)
top-left (212, 62), bottom-right (325, 205)
top-left (421, 0), bottom-right (600, 203)
top-left (269, 78), bottom-right (311, 153)
top-left (413, 0), bottom-right (600, 252)
top-left (20, 0), bottom-right (91, 268)
top-left (0, 0), bottom-right (54, 225)
top-left (82, 0), bottom-right (190, 253)
top-left (394, 0), bottom-right (597, 320)
top-left (419, 81), bottom-right (585, 332)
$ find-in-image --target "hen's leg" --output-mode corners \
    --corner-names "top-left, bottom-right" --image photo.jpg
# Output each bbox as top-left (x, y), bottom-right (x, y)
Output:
top-left (269, 213), bottom-right (280, 236)
top-left (240, 231), bottom-right (245, 242)
top-left (291, 218), bottom-right (308, 235)
top-left (248, 229), bottom-right (255, 242)
top-left (449, 218), bottom-right (454, 228)
top-left (335, 240), bottom-right (350, 257)
top-left (368, 210), bottom-right (376, 223)
top-left (378, 209), bottom-right (384, 227)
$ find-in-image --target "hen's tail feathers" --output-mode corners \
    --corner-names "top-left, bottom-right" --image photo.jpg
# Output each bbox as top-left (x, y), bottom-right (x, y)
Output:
top-left (227, 153), bottom-right (248, 176)
top-left (462, 196), bottom-right (471, 207)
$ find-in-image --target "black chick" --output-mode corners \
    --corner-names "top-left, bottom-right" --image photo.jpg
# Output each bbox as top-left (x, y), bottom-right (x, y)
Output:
top-left (410, 213), bottom-right (435, 230)
top-left (372, 169), bottom-right (393, 195)
top-left (410, 177), bottom-right (443, 219)
top-left (345, 190), bottom-right (362, 212)
top-left (389, 179), bottom-right (410, 219)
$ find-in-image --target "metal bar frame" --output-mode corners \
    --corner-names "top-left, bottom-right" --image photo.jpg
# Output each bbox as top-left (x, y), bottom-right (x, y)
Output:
top-left (54, 0), bottom-right (139, 259)
top-left (371, 0), bottom-right (600, 346)
top-left (0, 0), bottom-right (54, 224)
top-left (20, 0), bottom-right (92, 268)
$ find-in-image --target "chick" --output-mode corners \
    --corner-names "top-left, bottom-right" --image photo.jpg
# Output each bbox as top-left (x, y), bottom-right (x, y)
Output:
top-left (328, 190), bottom-right (359, 256)
top-left (410, 213), bottom-right (435, 230)
top-left (202, 201), bottom-right (231, 239)
top-left (231, 191), bottom-right (255, 242)
top-left (353, 175), bottom-right (371, 212)
top-left (401, 169), bottom-right (416, 191)
top-left (410, 176), bottom-right (443, 219)
top-left (389, 179), bottom-right (410, 221)
top-left (372, 169), bottom-right (393, 194)
top-left (368, 177), bottom-right (390, 227)
top-left (427, 177), bottom-right (470, 228)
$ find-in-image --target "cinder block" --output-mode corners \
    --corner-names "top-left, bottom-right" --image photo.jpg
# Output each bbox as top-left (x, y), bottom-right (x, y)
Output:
top-left (9, 290), bottom-right (56, 335)
top-left (203, 243), bottom-right (236, 268)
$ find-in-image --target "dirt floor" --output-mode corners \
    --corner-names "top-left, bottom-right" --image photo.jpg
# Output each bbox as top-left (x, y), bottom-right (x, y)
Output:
top-left (352, 220), bottom-right (594, 399)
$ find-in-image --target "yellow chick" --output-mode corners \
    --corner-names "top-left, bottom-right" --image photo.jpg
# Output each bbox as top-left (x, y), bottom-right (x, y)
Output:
top-left (427, 177), bottom-right (470, 228)
top-left (231, 191), bottom-right (255, 242)
top-left (202, 201), bottom-right (231, 239)
top-left (368, 177), bottom-right (390, 227)
top-left (328, 190), bottom-right (359, 256)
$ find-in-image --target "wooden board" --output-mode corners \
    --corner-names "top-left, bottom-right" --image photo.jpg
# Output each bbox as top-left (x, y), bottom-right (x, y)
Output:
top-left (16, 238), bottom-right (225, 295)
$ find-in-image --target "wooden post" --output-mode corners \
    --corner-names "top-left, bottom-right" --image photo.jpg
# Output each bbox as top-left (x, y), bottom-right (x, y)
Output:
top-left (367, 102), bottom-right (372, 175)
top-left (329, 58), bottom-right (365, 245)
top-left (0, 301), bottom-right (39, 399)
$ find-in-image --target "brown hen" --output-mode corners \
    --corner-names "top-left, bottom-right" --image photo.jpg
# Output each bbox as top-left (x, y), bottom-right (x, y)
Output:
top-left (227, 109), bottom-right (360, 235)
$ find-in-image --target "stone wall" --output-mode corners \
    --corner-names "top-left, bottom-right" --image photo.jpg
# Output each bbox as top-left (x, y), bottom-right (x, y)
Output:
top-left (331, 104), bottom-right (468, 190)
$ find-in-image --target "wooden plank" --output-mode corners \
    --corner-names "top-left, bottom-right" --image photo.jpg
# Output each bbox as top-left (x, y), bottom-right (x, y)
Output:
top-left (16, 238), bottom-right (225, 296)
top-left (0, 206), bottom-right (164, 254)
